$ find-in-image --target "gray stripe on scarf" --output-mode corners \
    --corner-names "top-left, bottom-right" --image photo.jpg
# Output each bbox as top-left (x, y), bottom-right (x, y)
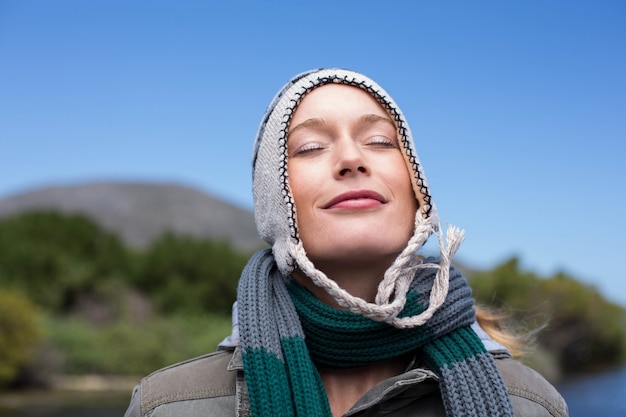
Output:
top-left (413, 259), bottom-right (476, 335)
top-left (439, 352), bottom-right (513, 417)
top-left (238, 249), bottom-right (303, 359)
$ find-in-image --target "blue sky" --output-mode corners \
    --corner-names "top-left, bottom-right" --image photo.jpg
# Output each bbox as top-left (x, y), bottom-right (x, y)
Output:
top-left (1, 0), bottom-right (625, 305)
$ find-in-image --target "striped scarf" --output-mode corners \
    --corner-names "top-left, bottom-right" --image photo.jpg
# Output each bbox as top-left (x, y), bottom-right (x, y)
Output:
top-left (238, 249), bottom-right (513, 416)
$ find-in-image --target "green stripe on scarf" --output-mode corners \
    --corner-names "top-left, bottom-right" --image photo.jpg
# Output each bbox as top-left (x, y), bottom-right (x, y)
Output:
top-left (244, 338), bottom-right (331, 416)
top-left (242, 348), bottom-right (293, 415)
top-left (289, 282), bottom-right (433, 368)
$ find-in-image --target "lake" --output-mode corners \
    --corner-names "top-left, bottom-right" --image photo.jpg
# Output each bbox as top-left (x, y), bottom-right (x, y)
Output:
top-left (2, 366), bottom-right (625, 416)
top-left (0, 390), bottom-right (129, 417)
top-left (557, 365), bottom-right (626, 416)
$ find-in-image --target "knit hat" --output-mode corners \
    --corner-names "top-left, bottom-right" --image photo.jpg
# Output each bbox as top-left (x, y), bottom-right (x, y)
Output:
top-left (252, 68), bottom-right (464, 328)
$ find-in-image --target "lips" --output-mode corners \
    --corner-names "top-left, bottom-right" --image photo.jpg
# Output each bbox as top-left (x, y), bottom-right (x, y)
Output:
top-left (323, 190), bottom-right (386, 209)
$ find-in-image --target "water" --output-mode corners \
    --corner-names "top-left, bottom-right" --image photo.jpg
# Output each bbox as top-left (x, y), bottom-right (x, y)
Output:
top-left (1, 406), bottom-right (126, 417)
top-left (0, 391), bottom-right (128, 417)
top-left (557, 365), bottom-right (626, 416)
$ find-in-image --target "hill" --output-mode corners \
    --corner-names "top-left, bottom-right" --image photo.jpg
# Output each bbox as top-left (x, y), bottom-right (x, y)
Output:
top-left (0, 181), bottom-right (265, 252)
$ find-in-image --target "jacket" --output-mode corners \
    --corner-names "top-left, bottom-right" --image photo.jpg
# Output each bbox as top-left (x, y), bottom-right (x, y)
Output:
top-left (123, 339), bottom-right (568, 416)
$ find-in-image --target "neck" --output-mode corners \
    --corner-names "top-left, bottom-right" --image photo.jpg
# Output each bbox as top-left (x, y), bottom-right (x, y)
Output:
top-left (292, 257), bottom-right (393, 307)
top-left (319, 355), bottom-right (410, 417)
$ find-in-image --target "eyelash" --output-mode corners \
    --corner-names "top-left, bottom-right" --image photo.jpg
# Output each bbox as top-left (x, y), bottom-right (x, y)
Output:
top-left (293, 142), bottom-right (325, 156)
top-left (291, 136), bottom-right (398, 156)
top-left (366, 136), bottom-right (397, 148)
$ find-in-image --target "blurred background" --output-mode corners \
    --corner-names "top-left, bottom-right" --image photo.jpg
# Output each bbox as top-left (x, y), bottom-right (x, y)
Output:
top-left (0, 1), bottom-right (624, 416)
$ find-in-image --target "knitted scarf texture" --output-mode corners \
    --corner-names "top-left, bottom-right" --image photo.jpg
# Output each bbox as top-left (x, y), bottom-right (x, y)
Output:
top-left (238, 249), bottom-right (514, 417)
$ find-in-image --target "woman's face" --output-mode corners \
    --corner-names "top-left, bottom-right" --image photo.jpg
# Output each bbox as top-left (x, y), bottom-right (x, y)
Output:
top-left (287, 84), bottom-right (418, 271)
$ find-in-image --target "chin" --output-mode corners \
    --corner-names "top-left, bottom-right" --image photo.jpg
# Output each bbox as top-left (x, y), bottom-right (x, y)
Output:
top-left (308, 241), bottom-right (406, 266)
top-left (300, 223), bottom-right (413, 264)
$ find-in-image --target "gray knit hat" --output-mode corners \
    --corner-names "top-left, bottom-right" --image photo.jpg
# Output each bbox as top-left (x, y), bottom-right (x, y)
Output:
top-left (252, 68), bottom-right (464, 327)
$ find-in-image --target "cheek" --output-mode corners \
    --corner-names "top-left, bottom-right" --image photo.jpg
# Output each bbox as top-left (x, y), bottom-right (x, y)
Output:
top-left (288, 175), bottom-right (306, 212)
top-left (390, 166), bottom-right (419, 231)
top-left (288, 162), bottom-right (320, 206)
top-left (402, 200), bottom-right (418, 237)
top-left (288, 165), bottom-right (316, 229)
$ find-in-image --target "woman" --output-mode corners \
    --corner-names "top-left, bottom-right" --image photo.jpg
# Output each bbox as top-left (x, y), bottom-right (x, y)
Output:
top-left (124, 69), bottom-right (568, 416)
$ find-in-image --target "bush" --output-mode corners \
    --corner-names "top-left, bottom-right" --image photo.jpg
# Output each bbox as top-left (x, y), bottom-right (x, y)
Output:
top-left (0, 211), bottom-right (130, 312)
top-left (45, 314), bottom-right (232, 375)
top-left (469, 257), bottom-right (626, 373)
top-left (134, 234), bottom-right (247, 315)
top-left (0, 290), bottom-right (43, 386)
top-left (538, 273), bottom-right (626, 371)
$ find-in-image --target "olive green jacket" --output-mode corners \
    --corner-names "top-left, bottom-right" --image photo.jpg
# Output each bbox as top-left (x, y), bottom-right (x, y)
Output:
top-left (124, 345), bottom-right (568, 417)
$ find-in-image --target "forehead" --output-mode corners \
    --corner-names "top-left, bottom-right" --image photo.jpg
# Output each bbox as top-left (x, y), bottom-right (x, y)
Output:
top-left (290, 84), bottom-right (391, 125)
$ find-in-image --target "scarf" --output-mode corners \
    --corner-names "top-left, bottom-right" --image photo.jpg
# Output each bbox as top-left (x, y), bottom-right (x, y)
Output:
top-left (238, 249), bottom-right (514, 416)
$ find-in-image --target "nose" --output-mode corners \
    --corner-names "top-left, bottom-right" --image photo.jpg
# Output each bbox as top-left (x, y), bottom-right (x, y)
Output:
top-left (334, 139), bottom-right (369, 178)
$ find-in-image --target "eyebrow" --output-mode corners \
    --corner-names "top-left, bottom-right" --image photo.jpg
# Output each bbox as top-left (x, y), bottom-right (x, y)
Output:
top-left (288, 117), bottom-right (326, 135)
top-left (288, 113), bottom-right (396, 135)
top-left (359, 114), bottom-right (396, 129)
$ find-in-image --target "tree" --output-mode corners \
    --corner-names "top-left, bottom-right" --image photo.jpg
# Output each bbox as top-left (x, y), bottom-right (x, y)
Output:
top-left (469, 257), bottom-right (626, 373)
top-left (133, 233), bottom-right (248, 315)
top-left (0, 290), bottom-right (43, 386)
top-left (0, 211), bottom-right (130, 312)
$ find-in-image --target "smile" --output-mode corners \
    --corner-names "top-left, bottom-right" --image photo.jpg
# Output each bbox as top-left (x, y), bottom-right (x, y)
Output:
top-left (323, 190), bottom-right (386, 210)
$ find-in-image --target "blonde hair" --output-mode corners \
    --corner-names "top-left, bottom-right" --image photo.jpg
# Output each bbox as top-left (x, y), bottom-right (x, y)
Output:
top-left (475, 305), bottom-right (531, 358)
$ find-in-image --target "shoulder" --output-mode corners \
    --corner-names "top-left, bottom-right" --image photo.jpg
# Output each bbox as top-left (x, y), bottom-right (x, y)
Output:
top-left (141, 348), bottom-right (238, 405)
top-left (493, 354), bottom-right (569, 417)
top-left (124, 349), bottom-right (239, 417)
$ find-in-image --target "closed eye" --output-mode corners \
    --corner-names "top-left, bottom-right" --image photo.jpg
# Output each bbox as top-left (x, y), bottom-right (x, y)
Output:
top-left (365, 135), bottom-right (398, 148)
top-left (292, 142), bottom-right (326, 156)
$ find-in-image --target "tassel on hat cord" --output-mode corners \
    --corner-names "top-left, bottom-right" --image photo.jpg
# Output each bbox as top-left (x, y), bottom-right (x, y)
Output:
top-left (390, 221), bottom-right (465, 328)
